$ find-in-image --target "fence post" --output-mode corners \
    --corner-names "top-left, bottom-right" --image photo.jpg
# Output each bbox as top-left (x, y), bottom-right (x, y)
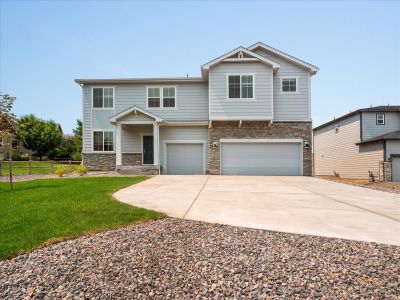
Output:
top-left (69, 158), bottom-right (72, 172)
top-left (51, 160), bottom-right (54, 173)
top-left (0, 160), bottom-right (2, 177)
top-left (9, 158), bottom-right (13, 191)
top-left (29, 159), bottom-right (32, 175)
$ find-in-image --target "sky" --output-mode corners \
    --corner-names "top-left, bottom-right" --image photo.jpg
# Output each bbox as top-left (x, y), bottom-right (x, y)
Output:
top-left (1, 0), bottom-right (399, 134)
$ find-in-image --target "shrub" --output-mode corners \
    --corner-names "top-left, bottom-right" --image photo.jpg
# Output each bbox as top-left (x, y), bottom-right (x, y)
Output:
top-left (72, 151), bottom-right (81, 162)
top-left (12, 154), bottom-right (29, 161)
top-left (55, 165), bottom-right (67, 177)
top-left (75, 165), bottom-right (87, 176)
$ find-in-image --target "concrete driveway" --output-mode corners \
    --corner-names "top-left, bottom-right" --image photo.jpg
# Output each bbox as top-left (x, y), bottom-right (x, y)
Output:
top-left (114, 176), bottom-right (400, 245)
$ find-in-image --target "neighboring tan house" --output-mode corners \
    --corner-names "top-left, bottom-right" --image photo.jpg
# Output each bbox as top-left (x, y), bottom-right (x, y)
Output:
top-left (75, 42), bottom-right (318, 175)
top-left (313, 106), bottom-right (400, 181)
top-left (0, 133), bottom-right (31, 160)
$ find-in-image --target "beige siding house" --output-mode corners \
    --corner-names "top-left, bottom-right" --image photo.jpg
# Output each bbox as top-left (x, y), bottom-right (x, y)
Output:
top-left (313, 106), bottom-right (400, 180)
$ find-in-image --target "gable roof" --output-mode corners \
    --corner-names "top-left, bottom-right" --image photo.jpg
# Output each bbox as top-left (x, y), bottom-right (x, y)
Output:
top-left (356, 130), bottom-right (400, 145)
top-left (313, 105), bottom-right (400, 132)
top-left (201, 46), bottom-right (280, 78)
top-left (248, 42), bottom-right (319, 74)
top-left (109, 105), bottom-right (163, 123)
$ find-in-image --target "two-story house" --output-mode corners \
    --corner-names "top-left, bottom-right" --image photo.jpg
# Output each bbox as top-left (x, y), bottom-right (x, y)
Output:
top-left (75, 42), bottom-right (318, 176)
top-left (313, 106), bottom-right (400, 181)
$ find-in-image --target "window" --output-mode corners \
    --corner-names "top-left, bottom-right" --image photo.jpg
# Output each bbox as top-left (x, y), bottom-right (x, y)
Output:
top-left (147, 87), bottom-right (176, 108)
top-left (282, 78), bottom-right (297, 93)
top-left (376, 114), bottom-right (385, 125)
top-left (163, 87), bottom-right (175, 108)
top-left (12, 140), bottom-right (18, 150)
top-left (0, 138), bottom-right (2, 149)
top-left (228, 75), bottom-right (254, 99)
top-left (93, 131), bottom-right (114, 151)
top-left (93, 87), bottom-right (113, 108)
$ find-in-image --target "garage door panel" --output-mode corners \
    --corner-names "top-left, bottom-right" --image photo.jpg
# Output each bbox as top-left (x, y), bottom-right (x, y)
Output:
top-left (166, 144), bottom-right (203, 175)
top-left (221, 142), bottom-right (302, 176)
top-left (392, 157), bottom-right (400, 182)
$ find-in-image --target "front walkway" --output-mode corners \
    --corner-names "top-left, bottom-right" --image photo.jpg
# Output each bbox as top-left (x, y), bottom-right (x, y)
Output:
top-left (114, 175), bottom-right (400, 245)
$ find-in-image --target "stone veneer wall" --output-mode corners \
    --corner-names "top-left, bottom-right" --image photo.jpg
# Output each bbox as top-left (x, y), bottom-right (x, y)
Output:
top-left (208, 121), bottom-right (312, 176)
top-left (122, 153), bottom-right (142, 166)
top-left (82, 153), bottom-right (116, 171)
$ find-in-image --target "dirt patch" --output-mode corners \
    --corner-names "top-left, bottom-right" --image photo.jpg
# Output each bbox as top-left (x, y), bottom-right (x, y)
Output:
top-left (318, 176), bottom-right (400, 194)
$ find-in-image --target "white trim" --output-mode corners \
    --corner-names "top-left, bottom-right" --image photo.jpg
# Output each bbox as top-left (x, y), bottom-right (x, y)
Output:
top-left (202, 46), bottom-right (280, 72)
top-left (162, 121), bottom-right (209, 126)
top-left (280, 76), bottom-right (299, 94)
top-left (91, 86), bottom-right (115, 109)
top-left (219, 138), bottom-right (304, 175)
top-left (209, 116), bottom-right (273, 121)
top-left (116, 124), bottom-right (122, 167)
top-left (163, 140), bottom-right (207, 175)
top-left (220, 138), bottom-right (303, 143)
top-left (225, 73), bottom-right (256, 100)
top-left (153, 122), bottom-right (160, 165)
top-left (222, 58), bottom-right (259, 63)
top-left (308, 75), bottom-right (311, 121)
top-left (91, 129), bottom-right (115, 153)
top-left (146, 86), bottom-right (177, 110)
top-left (109, 105), bottom-right (163, 123)
top-left (271, 68), bottom-right (274, 121)
top-left (248, 42), bottom-right (319, 74)
top-left (117, 121), bottom-right (155, 125)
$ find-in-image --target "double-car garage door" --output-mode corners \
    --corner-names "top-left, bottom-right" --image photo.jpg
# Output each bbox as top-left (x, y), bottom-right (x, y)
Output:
top-left (221, 140), bottom-right (303, 176)
top-left (165, 139), bottom-right (303, 176)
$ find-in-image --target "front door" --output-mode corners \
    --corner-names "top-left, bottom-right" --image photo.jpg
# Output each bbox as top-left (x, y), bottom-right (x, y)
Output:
top-left (143, 136), bottom-right (154, 164)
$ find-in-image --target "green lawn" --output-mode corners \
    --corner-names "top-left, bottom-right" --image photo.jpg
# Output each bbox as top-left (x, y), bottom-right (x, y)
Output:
top-left (0, 161), bottom-right (78, 176)
top-left (0, 177), bottom-right (164, 260)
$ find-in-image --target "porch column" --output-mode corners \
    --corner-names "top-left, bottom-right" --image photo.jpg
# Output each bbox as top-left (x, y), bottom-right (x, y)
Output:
top-left (116, 123), bottom-right (122, 167)
top-left (153, 122), bottom-right (159, 165)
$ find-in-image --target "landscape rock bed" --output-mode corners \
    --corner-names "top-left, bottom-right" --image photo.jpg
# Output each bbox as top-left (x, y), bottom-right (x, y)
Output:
top-left (1, 218), bottom-right (399, 299)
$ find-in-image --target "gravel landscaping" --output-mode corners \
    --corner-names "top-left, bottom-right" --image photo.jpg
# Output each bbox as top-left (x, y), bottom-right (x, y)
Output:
top-left (1, 218), bottom-right (399, 299)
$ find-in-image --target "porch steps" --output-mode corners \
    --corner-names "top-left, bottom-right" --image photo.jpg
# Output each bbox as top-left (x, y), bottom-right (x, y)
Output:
top-left (118, 165), bottom-right (160, 176)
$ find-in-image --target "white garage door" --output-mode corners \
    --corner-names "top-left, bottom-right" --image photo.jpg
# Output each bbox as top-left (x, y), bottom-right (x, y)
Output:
top-left (221, 141), bottom-right (302, 176)
top-left (392, 157), bottom-right (400, 182)
top-left (166, 143), bottom-right (204, 175)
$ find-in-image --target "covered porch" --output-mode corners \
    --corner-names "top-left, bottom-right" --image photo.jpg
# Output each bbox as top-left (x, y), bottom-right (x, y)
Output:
top-left (110, 106), bottom-right (162, 175)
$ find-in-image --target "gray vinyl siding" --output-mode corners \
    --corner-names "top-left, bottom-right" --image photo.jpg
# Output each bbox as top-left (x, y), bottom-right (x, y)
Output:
top-left (362, 112), bottom-right (400, 140)
top-left (386, 140), bottom-right (400, 158)
top-left (121, 125), bottom-right (152, 153)
top-left (159, 126), bottom-right (208, 170)
top-left (82, 86), bottom-right (93, 152)
top-left (314, 114), bottom-right (384, 179)
top-left (209, 62), bottom-right (273, 120)
top-left (92, 110), bottom-right (115, 129)
top-left (253, 49), bottom-right (311, 121)
top-left (114, 83), bottom-right (208, 120)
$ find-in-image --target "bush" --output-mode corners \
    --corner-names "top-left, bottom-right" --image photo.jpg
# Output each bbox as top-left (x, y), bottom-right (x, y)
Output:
top-left (12, 154), bottom-right (29, 161)
top-left (75, 165), bottom-right (87, 176)
top-left (72, 151), bottom-right (81, 162)
top-left (55, 166), bottom-right (67, 177)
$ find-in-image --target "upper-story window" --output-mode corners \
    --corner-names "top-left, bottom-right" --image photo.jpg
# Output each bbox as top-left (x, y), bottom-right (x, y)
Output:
top-left (93, 87), bottom-right (114, 108)
top-left (228, 75), bottom-right (254, 99)
top-left (147, 87), bottom-right (176, 108)
top-left (282, 77), bottom-right (297, 93)
top-left (376, 114), bottom-right (385, 125)
top-left (93, 130), bottom-right (114, 152)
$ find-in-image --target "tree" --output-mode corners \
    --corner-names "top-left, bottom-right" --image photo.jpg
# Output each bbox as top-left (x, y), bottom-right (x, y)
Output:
top-left (18, 114), bottom-right (63, 160)
top-left (0, 93), bottom-right (16, 190)
top-left (71, 119), bottom-right (82, 161)
top-left (0, 93), bottom-right (16, 138)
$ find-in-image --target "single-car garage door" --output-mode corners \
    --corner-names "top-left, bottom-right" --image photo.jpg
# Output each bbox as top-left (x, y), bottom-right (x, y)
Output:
top-left (221, 140), bottom-right (303, 176)
top-left (392, 157), bottom-right (400, 182)
top-left (166, 143), bottom-right (204, 175)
